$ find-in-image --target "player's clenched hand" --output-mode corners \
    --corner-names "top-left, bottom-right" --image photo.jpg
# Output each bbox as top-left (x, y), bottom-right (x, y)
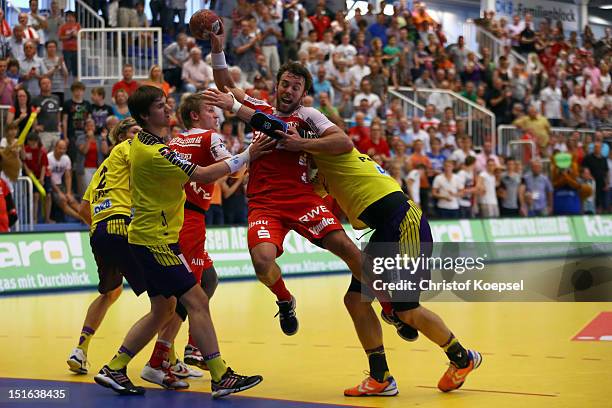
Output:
top-left (275, 127), bottom-right (304, 152)
top-left (249, 135), bottom-right (276, 160)
top-left (200, 88), bottom-right (233, 111)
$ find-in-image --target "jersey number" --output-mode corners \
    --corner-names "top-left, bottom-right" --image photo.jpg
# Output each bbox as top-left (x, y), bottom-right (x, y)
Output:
top-left (96, 166), bottom-right (108, 190)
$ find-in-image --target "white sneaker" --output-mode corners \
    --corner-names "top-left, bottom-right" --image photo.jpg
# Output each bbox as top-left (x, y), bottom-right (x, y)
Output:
top-left (141, 362), bottom-right (189, 390)
top-left (67, 348), bottom-right (88, 374)
top-left (171, 359), bottom-right (203, 378)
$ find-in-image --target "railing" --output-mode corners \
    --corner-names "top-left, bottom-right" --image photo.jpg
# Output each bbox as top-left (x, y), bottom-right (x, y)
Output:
top-left (0, 104), bottom-right (10, 141)
top-left (464, 21), bottom-right (526, 66)
top-left (508, 140), bottom-right (536, 167)
top-left (14, 176), bottom-right (34, 232)
top-left (77, 27), bottom-right (163, 81)
top-left (394, 87), bottom-right (496, 151)
top-left (497, 125), bottom-right (597, 156)
top-left (388, 88), bottom-right (426, 119)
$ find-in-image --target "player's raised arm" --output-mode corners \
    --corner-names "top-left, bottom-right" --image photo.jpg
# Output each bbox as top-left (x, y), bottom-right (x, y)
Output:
top-left (201, 88), bottom-right (287, 140)
top-left (189, 134), bottom-right (275, 184)
top-left (209, 30), bottom-right (246, 103)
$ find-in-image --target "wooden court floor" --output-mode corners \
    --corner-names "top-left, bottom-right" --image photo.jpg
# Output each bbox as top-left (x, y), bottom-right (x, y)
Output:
top-left (0, 273), bottom-right (610, 407)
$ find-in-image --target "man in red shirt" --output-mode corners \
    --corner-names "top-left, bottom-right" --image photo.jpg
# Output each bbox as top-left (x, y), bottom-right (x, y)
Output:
top-left (309, 5), bottom-right (331, 41)
top-left (58, 11), bottom-right (79, 76)
top-left (358, 122), bottom-right (390, 159)
top-left (112, 64), bottom-right (140, 98)
top-left (21, 132), bottom-right (48, 224)
top-left (0, 177), bottom-right (17, 232)
top-left (208, 33), bottom-right (365, 337)
top-left (147, 93), bottom-right (233, 379)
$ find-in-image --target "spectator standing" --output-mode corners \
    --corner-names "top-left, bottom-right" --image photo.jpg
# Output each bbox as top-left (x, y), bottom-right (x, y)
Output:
top-left (58, 11), bottom-right (80, 77)
top-left (406, 163), bottom-right (425, 207)
top-left (46, 140), bottom-right (81, 222)
top-left (432, 159), bottom-right (462, 219)
top-left (7, 88), bottom-right (35, 135)
top-left (18, 40), bottom-right (47, 95)
top-left (551, 152), bottom-right (583, 215)
top-left (523, 160), bottom-right (553, 216)
top-left (62, 81), bottom-right (91, 167)
top-left (456, 155), bottom-right (477, 218)
top-left (162, 33), bottom-right (189, 89)
top-left (44, 1), bottom-right (64, 45)
top-left (582, 142), bottom-right (609, 212)
top-left (408, 139), bottom-right (433, 212)
top-left (76, 118), bottom-right (107, 195)
top-left (19, 13), bottom-right (40, 46)
top-left (579, 167), bottom-right (596, 214)
top-left (353, 78), bottom-right (381, 119)
top-left (475, 140), bottom-right (500, 172)
top-left (118, 0), bottom-right (138, 28)
top-left (309, 5), bottom-right (331, 41)
top-left (42, 40), bottom-right (68, 104)
top-left (0, 59), bottom-right (14, 106)
top-left (206, 181), bottom-right (224, 225)
top-left (232, 20), bottom-right (260, 83)
top-left (258, 7), bottom-right (281, 79)
top-left (9, 25), bottom-right (26, 61)
top-left (20, 132), bottom-right (48, 223)
top-left (540, 76), bottom-right (564, 127)
top-left (498, 157), bottom-right (524, 216)
top-left (27, 0), bottom-right (47, 47)
top-left (513, 105), bottom-right (551, 156)
top-left (32, 77), bottom-right (61, 151)
top-left (182, 47), bottom-right (213, 93)
top-left (477, 158), bottom-right (500, 217)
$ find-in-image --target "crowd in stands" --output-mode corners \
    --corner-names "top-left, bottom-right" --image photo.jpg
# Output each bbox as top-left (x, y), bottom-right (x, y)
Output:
top-left (0, 0), bottom-right (611, 231)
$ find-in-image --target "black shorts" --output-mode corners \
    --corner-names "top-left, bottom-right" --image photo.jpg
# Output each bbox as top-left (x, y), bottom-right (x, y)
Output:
top-left (90, 215), bottom-right (147, 296)
top-left (350, 191), bottom-right (433, 312)
top-left (129, 242), bottom-right (197, 299)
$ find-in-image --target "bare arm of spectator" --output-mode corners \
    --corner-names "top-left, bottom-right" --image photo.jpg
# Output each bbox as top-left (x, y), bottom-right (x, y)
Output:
top-left (518, 183), bottom-right (527, 216)
top-left (63, 168), bottom-right (74, 201)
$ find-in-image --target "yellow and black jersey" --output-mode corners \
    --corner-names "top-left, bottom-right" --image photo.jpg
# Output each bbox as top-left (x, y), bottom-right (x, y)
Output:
top-left (128, 131), bottom-right (196, 245)
top-left (83, 139), bottom-right (132, 231)
top-left (312, 148), bottom-right (403, 230)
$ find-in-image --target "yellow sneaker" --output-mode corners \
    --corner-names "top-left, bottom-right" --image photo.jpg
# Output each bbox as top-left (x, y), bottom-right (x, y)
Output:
top-left (344, 374), bottom-right (399, 397)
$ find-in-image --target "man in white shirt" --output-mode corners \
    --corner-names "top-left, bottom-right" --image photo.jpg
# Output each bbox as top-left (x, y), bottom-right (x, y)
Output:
top-left (353, 78), bottom-right (381, 118)
top-left (450, 136), bottom-right (477, 169)
top-left (182, 47), bottom-right (213, 93)
top-left (456, 156), bottom-right (477, 218)
top-left (507, 15), bottom-right (524, 48)
top-left (432, 159), bottom-right (462, 218)
top-left (407, 117), bottom-right (430, 152)
top-left (348, 54), bottom-right (371, 87)
top-left (315, 30), bottom-right (336, 59)
top-left (406, 164), bottom-right (425, 207)
top-left (47, 139), bottom-right (81, 222)
top-left (540, 76), bottom-right (563, 127)
top-left (420, 104), bottom-right (441, 131)
top-left (298, 30), bottom-right (319, 55)
top-left (426, 81), bottom-right (454, 112)
top-left (476, 158), bottom-right (500, 217)
top-left (335, 33), bottom-right (357, 64)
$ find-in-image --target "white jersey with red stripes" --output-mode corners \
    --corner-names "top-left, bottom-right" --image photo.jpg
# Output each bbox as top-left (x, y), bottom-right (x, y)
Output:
top-left (168, 128), bottom-right (231, 211)
top-left (241, 95), bottom-right (335, 201)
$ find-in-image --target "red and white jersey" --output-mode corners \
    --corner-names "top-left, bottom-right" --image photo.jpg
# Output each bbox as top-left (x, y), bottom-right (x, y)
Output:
top-left (168, 128), bottom-right (231, 211)
top-left (242, 95), bottom-right (335, 201)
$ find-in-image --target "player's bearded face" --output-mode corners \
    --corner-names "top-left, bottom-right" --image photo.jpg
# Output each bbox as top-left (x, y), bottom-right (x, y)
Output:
top-left (276, 73), bottom-right (306, 114)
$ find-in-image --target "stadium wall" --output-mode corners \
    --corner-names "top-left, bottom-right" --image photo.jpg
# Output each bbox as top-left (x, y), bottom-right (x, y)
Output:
top-left (0, 215), bottom-right (611, 295)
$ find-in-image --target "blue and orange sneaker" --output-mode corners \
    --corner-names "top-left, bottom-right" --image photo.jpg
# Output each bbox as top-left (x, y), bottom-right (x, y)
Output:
top-left (344, 374), bottom-right (399, 397)
top-left (437, 349), bottom-right (482, 392)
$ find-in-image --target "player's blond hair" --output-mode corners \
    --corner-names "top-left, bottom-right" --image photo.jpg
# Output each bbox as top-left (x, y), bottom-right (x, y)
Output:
top-left (109, 117), bottom-right (138, 145)
top-left (178, 92), bottom-right (207, 130)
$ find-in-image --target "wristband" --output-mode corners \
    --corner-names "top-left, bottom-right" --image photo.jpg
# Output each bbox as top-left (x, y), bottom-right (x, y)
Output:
top-left (250, 111), bottom-right (287, 140)
top-left (211, 51), bottom-right (227, 69)
top-left (224, 146), bottom-right (251, 173)
top-left (231, 94), bottom-right (243, 114)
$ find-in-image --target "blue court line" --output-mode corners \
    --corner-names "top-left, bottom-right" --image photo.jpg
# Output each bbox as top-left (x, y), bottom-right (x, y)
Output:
top-left (0, 378), bottom-right (363, 408)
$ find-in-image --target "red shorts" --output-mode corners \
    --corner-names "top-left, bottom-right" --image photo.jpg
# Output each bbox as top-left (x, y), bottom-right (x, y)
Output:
top-left (178, 208), bottom-right (213, 282)
top-left (247, 193), bottom-right (344, 257)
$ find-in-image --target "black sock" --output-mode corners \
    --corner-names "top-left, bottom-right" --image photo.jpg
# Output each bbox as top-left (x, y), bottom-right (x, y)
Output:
top-left (445, 342), bottom-right (469, 368)
top-left (366, 346), bottom-right (389, 382)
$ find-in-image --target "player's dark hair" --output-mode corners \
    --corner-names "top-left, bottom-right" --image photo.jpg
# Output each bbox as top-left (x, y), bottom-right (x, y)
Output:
top-left (276, 61), bottom-right (312, 94)
top-left (178, 92), bottom-right (207, 129)
top-left (128, 85), bottom-right (165, 127)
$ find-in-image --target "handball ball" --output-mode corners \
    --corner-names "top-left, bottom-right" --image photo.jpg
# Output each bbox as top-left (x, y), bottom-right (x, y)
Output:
top-left (189, 10), bottom-right (223, 40)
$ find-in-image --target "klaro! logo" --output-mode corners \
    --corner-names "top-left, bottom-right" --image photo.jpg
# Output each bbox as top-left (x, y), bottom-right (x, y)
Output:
top-left (0, 232), bottom-right (86, 270)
